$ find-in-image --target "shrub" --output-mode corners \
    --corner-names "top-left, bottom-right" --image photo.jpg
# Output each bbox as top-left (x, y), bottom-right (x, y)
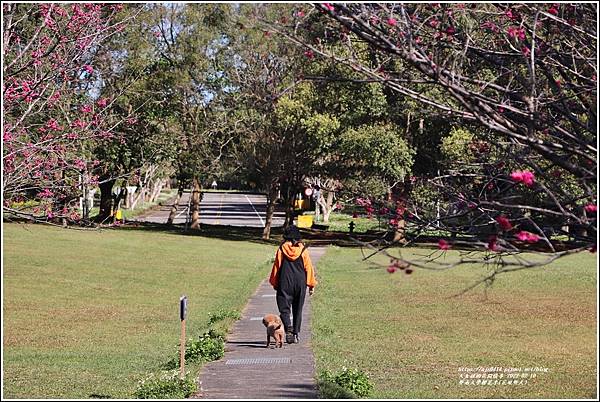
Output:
top-left (134, 369), bottom-right (197, 399)
top-left (318, 367), bottom-right (373, 398)
top-left (186, 329), bottom-right (225, 362)
top-left (317, 377), bottom-right (358, 399)
top-left (164, 329), bottom-right (225, 369)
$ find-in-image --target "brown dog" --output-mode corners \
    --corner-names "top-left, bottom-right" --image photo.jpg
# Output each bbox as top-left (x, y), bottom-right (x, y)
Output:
top-left (262, 314), bottom-right (284, 348)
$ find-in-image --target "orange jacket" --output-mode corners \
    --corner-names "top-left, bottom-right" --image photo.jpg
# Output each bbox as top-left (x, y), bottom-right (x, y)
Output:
top-left (269, 241), bottom-right (317, 289)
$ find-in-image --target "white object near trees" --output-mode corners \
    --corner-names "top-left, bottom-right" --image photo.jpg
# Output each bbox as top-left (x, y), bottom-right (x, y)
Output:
top-left (125, 186), bottom-right (137, 209)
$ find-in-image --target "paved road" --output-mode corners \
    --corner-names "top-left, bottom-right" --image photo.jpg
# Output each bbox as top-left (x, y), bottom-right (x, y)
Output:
top-left (136, 191), bottom-right (285, 227)
top-left (195, 247), bottom-right (327, 399)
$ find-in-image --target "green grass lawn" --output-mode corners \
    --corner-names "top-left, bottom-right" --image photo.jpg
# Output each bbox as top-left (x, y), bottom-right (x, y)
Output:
top-left (3, 223), bottom-right (274, 398)
top-left (311, 247), bottom-right (597, 399)
top-left (307, 211), bottom-right (383, 233)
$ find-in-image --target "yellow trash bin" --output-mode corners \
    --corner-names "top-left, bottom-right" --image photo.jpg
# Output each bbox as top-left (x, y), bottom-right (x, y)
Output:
top-left (297, 215), bottom-right (313, 228)
top-left (115, 209), bottom-right (123, 220)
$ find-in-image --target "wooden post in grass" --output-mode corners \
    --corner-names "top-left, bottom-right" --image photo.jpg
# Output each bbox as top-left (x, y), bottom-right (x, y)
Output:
top-left (179, 295), bottom-right (187, 379)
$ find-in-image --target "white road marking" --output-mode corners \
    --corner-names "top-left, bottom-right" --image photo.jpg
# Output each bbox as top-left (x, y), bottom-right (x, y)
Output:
top-left (174, 193), bottom-right (190, 219)
top-left (175, 206), bottom-right (188, 219)
top-left (245, 194), bottom-right (265, 226)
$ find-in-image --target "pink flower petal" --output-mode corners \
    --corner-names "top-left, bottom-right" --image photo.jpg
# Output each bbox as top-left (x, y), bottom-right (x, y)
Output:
top-left (323, 3), bottom-right (335, 12)
top-left (516, 231), bottom-right (539, 243)
top-left (438, 239), bottom-right (451, 250)
top-left (487, 235), bottom-right (499, 251)
top-left (495, 216), bottom-right (513, 231)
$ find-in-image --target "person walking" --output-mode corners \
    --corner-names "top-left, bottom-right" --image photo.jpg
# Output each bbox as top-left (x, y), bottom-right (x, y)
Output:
top-left (312, 186), bottom-right (321, 222)
top-left (269, 225), bottom-right (317, 344)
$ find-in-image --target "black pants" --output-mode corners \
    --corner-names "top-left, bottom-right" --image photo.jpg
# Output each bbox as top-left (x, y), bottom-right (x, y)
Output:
top-left (276, 286), bottom-right (306, 335)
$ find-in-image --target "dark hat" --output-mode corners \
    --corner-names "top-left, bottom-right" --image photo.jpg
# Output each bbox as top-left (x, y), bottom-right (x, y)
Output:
top-left (283, 225), bottom-right (302, 241)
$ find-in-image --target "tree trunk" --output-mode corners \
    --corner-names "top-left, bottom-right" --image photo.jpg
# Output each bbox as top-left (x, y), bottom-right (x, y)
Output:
top-left (393, 218), bottom-right (407, 244)
top-left (167, 182), bottom-right (185, 225)
top-left (281, 182), bottom-right (293, 227)
top-left (262, 181), bottom-right (278, 239)
top-left (98, 178), bottom-right (116, 223)
top-left (130, 189), bottom-right (143, 210)
top-left (148, 178), bottom-right (164, 204)
top-left (190, 177), bottom-right (201, 230)
top-left (283, 185), bottom-right (296, 228)
top-left (322, 191), bottom-right (335, 223)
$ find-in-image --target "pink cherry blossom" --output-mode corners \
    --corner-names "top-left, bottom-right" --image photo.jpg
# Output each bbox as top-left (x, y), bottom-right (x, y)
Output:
top-left (81, 104), bottom-right (92, 113)
top-left (507, 26), bottom-right (525, 41)
top-left (505, 8), bottom-right (519, 20)
top-left (74, 159), bottom-right (86, 170)
top-left (495, 215), bottom-right (513, 231)
top-left (584, 204), bottom-right (597, 213)
top-left (510, 171), bottom-right (523, 181)
top-left (49, 91), bottom-right (61, 103)
top-left (511, 170), bottom-right (535, 187)
top-left (83, 65), bottom-right (93, 74)
top-left (487, 235), bottom-right (499, 251)
top-left (481, 21), bottom-right (499, 33)
top-left (516, 231), bottom-right (540, 243)
top-left (304, 50), bottom-right (315, 59)
top-left (71, 119), bottom-right (86, 129)
top-left (323, 3), bottom-right (335, 12)
top-left (387, 266), bottom-right (397, 274)
top-left (38, 188), bottom-right (54, 198)
top-left (438, 239), bottom-right (451, 250)
top-left (97, 98), bottom-right (108, 107)
top-left (46, 119), bottom-right (62, 131)
top-left (520, 171), bottom-right (535, 186)
top-left (387, 18), bottom-right (397, 26)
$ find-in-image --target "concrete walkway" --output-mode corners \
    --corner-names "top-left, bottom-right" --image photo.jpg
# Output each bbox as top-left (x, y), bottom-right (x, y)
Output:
top-left (195, 247), bottom-right (327, 399)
